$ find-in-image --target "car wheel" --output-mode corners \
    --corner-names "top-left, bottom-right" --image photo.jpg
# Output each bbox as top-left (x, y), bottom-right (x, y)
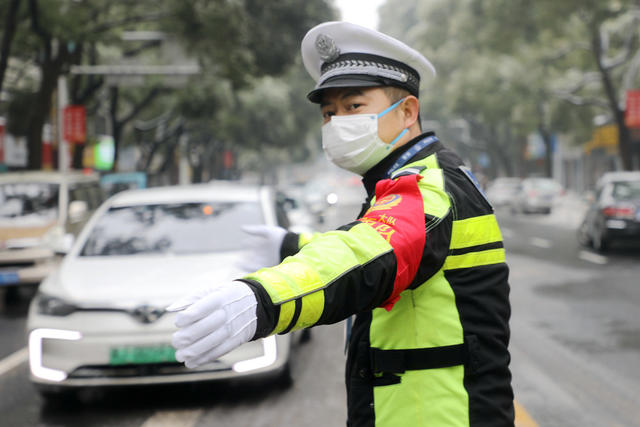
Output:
top-left (275, 361), bottom-right (293, 389)
top-left (300, 328), bottom-right (312, 344)
top-left (592, 228), bottom-right (609, 253)
top-left (577, 221), bottom-right (592, 247)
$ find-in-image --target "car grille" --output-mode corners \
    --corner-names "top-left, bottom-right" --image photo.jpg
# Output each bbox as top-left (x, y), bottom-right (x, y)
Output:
top-left (68, 362), bottom-right (229, 378)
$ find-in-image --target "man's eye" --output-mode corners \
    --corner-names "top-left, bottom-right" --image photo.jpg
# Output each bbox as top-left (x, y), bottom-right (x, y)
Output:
top-left (347, 103), bottom-right (361, 111)
top-left (322, 111), bottom-right (335, 120)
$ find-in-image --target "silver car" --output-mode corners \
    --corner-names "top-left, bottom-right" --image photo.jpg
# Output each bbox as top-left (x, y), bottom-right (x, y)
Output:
top-left (510, 177), bottom-right (563, 214)
top-left (0, 171), bottom-right (103, 293)
top-left (27, 182), bottom-right (295, 401)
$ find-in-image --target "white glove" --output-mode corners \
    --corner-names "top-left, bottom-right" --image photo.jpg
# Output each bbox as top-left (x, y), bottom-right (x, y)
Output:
top-left (167, 281), bottom-right (257, 368)
top-left (235, 224), bottom-right (287, 272)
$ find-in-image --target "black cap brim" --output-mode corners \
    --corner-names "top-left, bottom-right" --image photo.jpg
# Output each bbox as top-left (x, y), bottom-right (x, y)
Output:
top-left (307, 75), bottom-right (393, 104)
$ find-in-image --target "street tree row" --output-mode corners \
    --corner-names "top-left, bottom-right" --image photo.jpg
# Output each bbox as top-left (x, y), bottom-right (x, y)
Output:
top-left (0, 0), bottom-right (336, 176)
top-left (380, 0), bottom-right (640, 176)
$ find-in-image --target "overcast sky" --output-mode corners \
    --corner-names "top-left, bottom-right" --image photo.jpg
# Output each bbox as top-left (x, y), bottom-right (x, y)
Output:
top-left (334, 0), bottom-right (386, 30)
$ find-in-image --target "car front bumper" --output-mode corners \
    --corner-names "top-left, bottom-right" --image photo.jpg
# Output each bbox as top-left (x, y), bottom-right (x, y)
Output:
top-left (0, 247), bottom-right (57, 287)
top-left (28, 311), bottom-right (290, 388)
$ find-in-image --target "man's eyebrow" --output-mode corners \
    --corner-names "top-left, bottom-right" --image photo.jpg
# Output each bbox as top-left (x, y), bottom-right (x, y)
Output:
top-left (320, 89), bottom-right (366, 107)
top-left (340, 89), bottom-right (364, 100)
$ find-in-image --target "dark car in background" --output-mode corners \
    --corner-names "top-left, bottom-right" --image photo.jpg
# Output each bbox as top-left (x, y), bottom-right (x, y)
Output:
top-left (578, 171), bottom-right (640, 252)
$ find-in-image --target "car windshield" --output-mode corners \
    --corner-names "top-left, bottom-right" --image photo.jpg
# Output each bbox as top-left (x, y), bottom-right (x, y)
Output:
top-left (0, 182), bottom-right (59, 219)
top-left (80, 201), bottom-right (263, 256)
top-left (612, 180), bottom-right (640, 200)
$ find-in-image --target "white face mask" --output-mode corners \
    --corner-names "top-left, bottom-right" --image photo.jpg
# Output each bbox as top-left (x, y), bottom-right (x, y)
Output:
top-left (321, 97), bottom-right (409, 175)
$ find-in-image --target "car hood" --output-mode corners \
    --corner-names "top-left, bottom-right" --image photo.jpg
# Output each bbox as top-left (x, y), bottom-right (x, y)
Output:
top-left (41, 251), bottom-right (251, 307)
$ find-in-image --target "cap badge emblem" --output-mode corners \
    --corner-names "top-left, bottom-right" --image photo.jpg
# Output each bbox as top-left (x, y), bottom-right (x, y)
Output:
top-left (315, 33), bottom-right (341, 62)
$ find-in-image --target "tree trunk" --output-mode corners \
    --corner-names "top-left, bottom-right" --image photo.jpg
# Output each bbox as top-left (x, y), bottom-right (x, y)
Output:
top-left (27, 60), bottom-right (60, 169)
top-left (591, 23), bottom-right (633, 170)
top-left (0, 0), bottom-right (22, 94)
top-left (496, 125), bottom-right (514, 176)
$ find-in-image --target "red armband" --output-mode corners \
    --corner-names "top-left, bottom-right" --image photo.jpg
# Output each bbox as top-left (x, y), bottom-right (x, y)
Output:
top-left (359, 174), bottom-right (426, 310)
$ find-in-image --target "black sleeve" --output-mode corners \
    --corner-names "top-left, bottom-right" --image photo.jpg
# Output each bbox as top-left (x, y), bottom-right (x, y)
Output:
top-left (241, 278), bottom-right (280, 340)
top-left (280, 231), bottom-right (301, 260)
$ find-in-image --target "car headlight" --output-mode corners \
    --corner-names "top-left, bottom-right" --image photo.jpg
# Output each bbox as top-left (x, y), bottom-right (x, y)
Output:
top-left (37, 294), bottom-right (78, 316)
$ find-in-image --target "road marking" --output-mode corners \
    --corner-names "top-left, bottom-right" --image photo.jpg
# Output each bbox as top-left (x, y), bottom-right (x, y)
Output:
top-left (529, 237), bottom-right (552, 248)
top-left (141, 409), bottom-right (204, 427)
top-left (0, 347), bottom-right (28, 377)
top-left (578, 250), bottom-right (608, 265)
top-left (515, 400), bottom-right (538, 427)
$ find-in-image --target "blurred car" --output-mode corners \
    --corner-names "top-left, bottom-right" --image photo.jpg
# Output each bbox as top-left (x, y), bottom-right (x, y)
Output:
top-left (0, 171), bottom-right (103, 292)
top-left (485, 177), bottom-right (522, 208)
top-left (302, 171), bottom-right (366, 224)
top-left (276, 188), bottom-right (316, 234)
top-left (510, 177), bottom-right (564, 214)
top-left (577, 171), bottom-right (640, 252)
top-left (27, 182), bottom-right (294, 401)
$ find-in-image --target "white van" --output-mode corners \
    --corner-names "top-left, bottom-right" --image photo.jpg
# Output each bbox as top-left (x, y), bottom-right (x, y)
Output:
top-left (0, 171), bottom-right (103, 289)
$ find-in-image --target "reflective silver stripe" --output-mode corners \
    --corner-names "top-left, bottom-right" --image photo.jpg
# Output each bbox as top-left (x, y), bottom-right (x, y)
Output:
top-left (319, 65), bottom-right (408, 84)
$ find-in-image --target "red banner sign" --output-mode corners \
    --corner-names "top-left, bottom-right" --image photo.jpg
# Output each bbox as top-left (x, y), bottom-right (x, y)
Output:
top-left (625, 90), bottom-right (640, 128)
top-left (63, 105), bottom-right (86, 143)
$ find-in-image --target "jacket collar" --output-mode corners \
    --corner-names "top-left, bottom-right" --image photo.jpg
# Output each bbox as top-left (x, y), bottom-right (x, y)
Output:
top-left (361, 131), bottom-right (440, 196)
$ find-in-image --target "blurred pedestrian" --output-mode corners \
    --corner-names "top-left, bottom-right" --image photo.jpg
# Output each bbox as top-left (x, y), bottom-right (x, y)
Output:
top-left (169, 21), bottom-right (514, 426)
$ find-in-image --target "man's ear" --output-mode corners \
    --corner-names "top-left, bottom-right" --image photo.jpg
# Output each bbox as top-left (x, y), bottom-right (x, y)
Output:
top-left (402, 96), bottom-right (420, 128)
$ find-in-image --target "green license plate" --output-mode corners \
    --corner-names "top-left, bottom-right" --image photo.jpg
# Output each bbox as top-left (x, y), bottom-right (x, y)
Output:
top-left (109, 345), bottom-right (177, 365)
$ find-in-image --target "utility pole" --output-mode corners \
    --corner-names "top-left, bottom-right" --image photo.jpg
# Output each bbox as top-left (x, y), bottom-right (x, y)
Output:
top-left (57, 76), bottom-right (69, 172)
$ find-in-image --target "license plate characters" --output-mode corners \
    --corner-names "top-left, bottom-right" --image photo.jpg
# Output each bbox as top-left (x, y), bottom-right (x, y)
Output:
top-left (109, 344), bottom-right (176, 365)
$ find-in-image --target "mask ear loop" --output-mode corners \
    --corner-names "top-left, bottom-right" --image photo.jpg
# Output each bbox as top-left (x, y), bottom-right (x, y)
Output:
top-left (377, 97), bottom-right (407, 118)
top-left (386, 128), bottom-right (409, 150)
top-left (378, 97), bottom-right (409, 150)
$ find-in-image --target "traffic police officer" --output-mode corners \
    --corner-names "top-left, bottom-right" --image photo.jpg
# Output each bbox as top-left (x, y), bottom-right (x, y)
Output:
top-left (169, 21), bottom-right (514, 426)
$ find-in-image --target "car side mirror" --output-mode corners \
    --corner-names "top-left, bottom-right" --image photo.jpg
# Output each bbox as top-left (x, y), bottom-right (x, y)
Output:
top-left (68, 200), bottom-right (89, 223)
top-left (282, 197), bottom-right (298, 210)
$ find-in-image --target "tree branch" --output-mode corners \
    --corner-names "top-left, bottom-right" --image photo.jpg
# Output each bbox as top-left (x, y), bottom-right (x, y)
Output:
top-left (554, 91), bottom-right (610, 109)
top-left (559, 71), bottom-right (602, 94)
top-left (123, 40), bottom-right (162, 57)
top-left (119, 86), bottom-right (165, 126)
top-left (541, 42), bottom-right (591, 64)
top-left (92, 13), bottom-right (167, 35)
top-left (600, 21), bottom-right (637, 70)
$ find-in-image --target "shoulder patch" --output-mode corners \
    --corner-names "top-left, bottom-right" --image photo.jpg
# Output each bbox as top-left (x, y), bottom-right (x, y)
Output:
top-left (459, 166), bottom-right (493, 209)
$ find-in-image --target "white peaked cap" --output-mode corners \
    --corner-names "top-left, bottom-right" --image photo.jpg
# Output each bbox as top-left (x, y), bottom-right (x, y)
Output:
top-left (301, 21), bottom-right (436, 103)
